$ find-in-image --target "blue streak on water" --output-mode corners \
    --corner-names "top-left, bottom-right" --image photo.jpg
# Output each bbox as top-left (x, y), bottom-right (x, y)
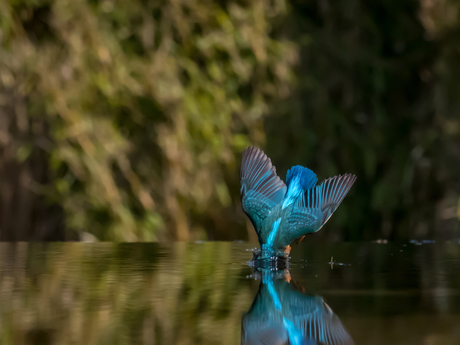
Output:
top-left (283, 317), bottom-right (306, 345)
top-left (266, 280), bottom-right (282, 310)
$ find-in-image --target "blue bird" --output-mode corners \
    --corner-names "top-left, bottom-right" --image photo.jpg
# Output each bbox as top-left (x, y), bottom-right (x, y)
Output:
top-left (242, 269), bottom-right (354, 345)
top-left (240, 146), bottom-right (356, 257)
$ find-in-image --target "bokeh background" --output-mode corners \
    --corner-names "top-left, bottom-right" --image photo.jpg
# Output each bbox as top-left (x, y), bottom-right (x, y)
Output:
top-left (1, 0), bottom-right (459, 241)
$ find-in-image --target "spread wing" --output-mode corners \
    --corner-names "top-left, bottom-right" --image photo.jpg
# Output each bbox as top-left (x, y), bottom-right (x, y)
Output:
top-left (240, 146), bottom-right (287, 233)
top-left (286, 174), bottom-right (356, 245)
top-left (294, 301), bottom-right (355, 345)
top-left (319, 174), bottom-right (356, 225)
top-left (241, 323), bottom-right (287, 345)
top-left (284, 290), bottom-right (354, 345)
top-left (280, 187), bottom-right (322, 246)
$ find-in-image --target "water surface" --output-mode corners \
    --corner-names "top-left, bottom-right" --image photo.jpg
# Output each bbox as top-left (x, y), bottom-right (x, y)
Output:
top-left (0, 241), bottom-right (459, 344)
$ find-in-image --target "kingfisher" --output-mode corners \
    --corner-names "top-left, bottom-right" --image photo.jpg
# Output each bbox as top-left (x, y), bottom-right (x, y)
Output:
top-left (242, 269), bottom-right (354, 345)
top-left (240, 146), bottom-right (356, 258)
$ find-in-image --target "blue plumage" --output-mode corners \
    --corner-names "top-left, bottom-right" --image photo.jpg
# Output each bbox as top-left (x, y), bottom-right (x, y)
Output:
top-left (286, 165), bottom-right (318, 190)
top-left (240, 146), bottom-right (356, 256)
top-left (241, 269), bottom-right (354, 345)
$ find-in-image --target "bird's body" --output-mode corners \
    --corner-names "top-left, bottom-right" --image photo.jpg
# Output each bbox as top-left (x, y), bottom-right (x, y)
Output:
top-left (240, 147), bottom-right (356, 257)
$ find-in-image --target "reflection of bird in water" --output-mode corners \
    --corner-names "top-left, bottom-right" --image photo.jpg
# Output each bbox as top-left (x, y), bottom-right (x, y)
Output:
top-left (242, 270), bottom-right (354, 345)
top-left (240, 147), bottom-right (356, 259)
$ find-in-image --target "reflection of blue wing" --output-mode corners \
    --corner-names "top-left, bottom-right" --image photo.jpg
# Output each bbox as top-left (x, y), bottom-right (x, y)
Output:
top-left (283, 317), bottom-right (306, 345)
top-left (286, 174), bottom-right (356, 245)
top-left (241, 324), bottom-right (287, 345)
top-left (242, 273), bottom-right (354, 345)
top-left (240, 147), bottom-right (286, 232)
top-left (285, 290), bottom-right (354, 345)
top-left (296, 302), bottom-right (354, 345)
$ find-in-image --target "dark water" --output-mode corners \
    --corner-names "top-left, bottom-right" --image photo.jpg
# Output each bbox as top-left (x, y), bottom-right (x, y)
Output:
top-left (0, 241), bottom-right (460, 345)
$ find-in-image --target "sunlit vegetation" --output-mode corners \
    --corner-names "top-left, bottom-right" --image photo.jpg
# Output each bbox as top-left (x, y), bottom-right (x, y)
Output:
top-left (0, 0), bottom-right (459, 241)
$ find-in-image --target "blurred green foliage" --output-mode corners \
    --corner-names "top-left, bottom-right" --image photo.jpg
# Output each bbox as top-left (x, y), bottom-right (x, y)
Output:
top-left (0, 0), bottom-right (294, 240)
top-left (0, 0), bottom-right (459, 240)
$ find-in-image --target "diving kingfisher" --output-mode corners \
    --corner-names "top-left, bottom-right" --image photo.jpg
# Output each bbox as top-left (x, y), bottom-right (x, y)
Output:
top-left (240, 146), bottom-right (356, 258)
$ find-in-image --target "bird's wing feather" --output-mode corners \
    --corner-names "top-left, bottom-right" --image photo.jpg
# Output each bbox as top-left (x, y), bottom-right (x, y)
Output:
top-left (295, 304), bottom-right (354, 345)
top-left (241, 190), bottom-right (277, 231)
top-left (281, 186), bottom-right (322, 246)
top-left (286, 174), bottom-right (356, 245)
top-left (241, 325), bottom-right (287, 345)
top-left (284, 292), bottom-right (354, 345)
top-left (319, 174), bottom-right (356, 225)
top-left (240, 146), bottom-right (287, 232)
